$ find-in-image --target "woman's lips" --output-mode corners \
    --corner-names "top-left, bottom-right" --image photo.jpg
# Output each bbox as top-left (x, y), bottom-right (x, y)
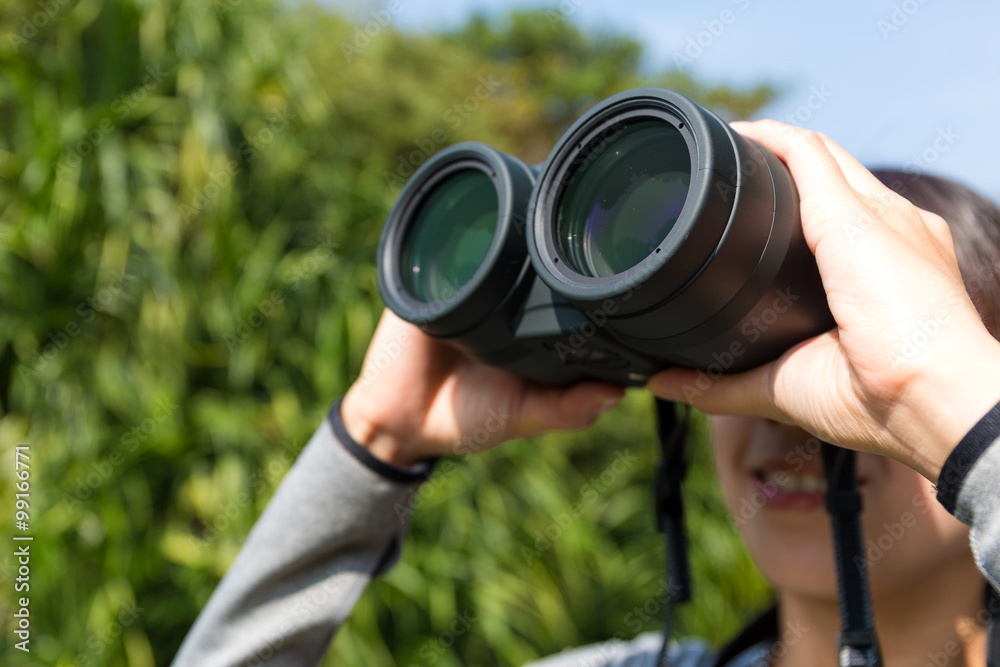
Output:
top-left (754, 470), bottom-right (827, 510)
top-left (749, 466), bottom-right (869, 511)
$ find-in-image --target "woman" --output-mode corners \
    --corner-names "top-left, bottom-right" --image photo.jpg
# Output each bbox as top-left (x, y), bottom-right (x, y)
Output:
top-left (693, 165), bottom-right (1000, 667)
top-left (172, 121), bottom-right (1000, 666)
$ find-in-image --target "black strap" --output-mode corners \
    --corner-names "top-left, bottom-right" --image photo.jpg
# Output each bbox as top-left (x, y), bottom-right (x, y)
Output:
top-left (987, 584), bottom-right (1000, 666)
top-left (710, 442), bottom-right (1000, 667)
top-left (654, 399), bottom-right (692, 667)
top-left (821, 443), bottom-right (883, 667)
top-left (936, 398), bottom-right (1000, 514)
top-left (328, 398), bottom-right (436, 483)
top-left (712, 605), bottom-right (778, 666)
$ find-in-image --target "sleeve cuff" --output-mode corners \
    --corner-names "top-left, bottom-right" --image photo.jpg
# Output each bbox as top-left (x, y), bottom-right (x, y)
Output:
top-left (328, 397), bottom-right (435, 484)
top-left (936, 398), bottom-right (1000, 515)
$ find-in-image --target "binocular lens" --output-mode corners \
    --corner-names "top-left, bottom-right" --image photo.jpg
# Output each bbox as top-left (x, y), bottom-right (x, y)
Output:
top-left (555, 121), bottom-right (691, 277)
top-left (380, 89), bottom-right (834, 383)
top-left (400, 169), bottom-right (499, 303)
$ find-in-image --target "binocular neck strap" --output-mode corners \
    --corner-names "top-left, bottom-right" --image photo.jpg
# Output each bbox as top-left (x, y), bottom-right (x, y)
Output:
top-left (650, 422), bottom-right (995, 667)
top-left (654, 399), bottom-right (692, 667)
top-left (987, 584), bottom-right (1000, 665)
top-left (821, 443), bottom-right (884, 667)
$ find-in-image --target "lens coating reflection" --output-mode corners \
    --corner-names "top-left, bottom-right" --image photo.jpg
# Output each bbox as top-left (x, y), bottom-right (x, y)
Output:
top-left (556, 120), bottom-right (691, 277)
top-left (401, 169), bottom-right (499, 303)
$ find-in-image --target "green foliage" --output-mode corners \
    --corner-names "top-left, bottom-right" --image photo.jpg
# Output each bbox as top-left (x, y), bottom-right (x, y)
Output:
top-left (0, 1), bottom-right (774, 665)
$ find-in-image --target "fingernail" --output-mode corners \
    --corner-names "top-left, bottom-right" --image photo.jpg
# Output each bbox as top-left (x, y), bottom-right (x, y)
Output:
top-left (646, 374), bottom-right (680, 400)
top-left (587, 394), bottom-right (624, 419)
top-left (595, 395), bottom-right (623, 414)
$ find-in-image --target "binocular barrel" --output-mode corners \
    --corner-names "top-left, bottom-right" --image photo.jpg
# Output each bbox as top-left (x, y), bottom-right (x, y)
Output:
top-left (377, 87), bottom-right (835, 386)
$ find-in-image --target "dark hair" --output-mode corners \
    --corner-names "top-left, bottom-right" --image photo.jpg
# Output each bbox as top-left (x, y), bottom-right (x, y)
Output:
top-left (872, 169), bottom-right (1000, 340)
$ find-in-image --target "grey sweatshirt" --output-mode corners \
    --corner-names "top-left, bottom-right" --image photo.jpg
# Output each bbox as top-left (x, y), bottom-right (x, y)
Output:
top-left (171, 402), bottom-right (1000, 667)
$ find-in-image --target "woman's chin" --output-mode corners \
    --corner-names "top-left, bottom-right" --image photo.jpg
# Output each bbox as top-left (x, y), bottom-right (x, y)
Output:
top-left (741, 520), bottom-right (840, 596)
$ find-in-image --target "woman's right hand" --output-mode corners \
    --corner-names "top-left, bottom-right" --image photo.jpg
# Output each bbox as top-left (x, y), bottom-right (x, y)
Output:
top-left (647, 120), bottom-right (1000, 482)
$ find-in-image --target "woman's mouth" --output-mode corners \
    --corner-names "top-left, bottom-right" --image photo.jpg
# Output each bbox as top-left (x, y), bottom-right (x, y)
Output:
top-left (752, 469), bottom-right (828, 511)
top-left (748, 466), bottom-right (869, 512)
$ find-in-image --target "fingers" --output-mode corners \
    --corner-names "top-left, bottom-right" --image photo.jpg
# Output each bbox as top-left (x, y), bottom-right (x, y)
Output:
top-left (814, 132), bottom-right (898, 202)
top-left (810, 133), bottom-right (935, 244)
top-left (730, 120), bottom-right (857, 207)
top-left (914, 207), bottom-right (964, 276)
top-left (645, 362), bottom-right (783, 421)
top-left (514, 382), bottom-right (625, 438)
top-left (731, 120), bottom-right (960, 292)
top-left (734, 120), bottom-right (880, 202)
top-left (732, 120), bottom-right (881, 255)
top-left (810, 131), bottom-right (961, 273)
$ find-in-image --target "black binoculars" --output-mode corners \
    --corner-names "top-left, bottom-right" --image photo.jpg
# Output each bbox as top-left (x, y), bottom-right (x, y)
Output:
top-left (377, 87), bottom-right (835, 386)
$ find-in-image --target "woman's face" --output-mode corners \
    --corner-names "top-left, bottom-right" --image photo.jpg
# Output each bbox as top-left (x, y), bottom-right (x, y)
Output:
top-left (710, 415), bottom-right (975, 598)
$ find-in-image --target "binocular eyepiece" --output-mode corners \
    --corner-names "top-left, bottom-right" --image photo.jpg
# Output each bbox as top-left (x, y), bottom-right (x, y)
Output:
top-left (377, 87), bottom-right (835, 387)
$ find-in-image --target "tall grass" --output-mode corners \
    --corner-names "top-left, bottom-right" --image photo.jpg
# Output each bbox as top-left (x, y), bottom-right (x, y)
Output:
top-left (0, 2), bottom-right (773, 664)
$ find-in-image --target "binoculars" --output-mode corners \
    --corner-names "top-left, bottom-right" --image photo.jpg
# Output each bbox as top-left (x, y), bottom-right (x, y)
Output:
top-left (377, 87), bottom-right (835, 386)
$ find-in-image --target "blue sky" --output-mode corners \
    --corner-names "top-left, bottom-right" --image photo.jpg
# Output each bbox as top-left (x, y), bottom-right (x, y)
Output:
top-left (333, 0), bottom-right (1000, 200)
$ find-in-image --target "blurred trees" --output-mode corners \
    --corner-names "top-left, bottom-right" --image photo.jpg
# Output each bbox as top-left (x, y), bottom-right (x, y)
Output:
top-left (0, 1), bottom-right (774, 665)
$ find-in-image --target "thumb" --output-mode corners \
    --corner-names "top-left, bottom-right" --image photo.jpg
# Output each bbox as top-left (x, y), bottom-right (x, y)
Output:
top-left (513, 382), bottom-right (625, 438)
top-left (645, 362), bottom-right (782, 420)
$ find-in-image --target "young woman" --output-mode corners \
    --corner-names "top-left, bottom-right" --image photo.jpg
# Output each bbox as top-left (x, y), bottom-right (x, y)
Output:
top-left (172, 121), bottom-right (1000, 666)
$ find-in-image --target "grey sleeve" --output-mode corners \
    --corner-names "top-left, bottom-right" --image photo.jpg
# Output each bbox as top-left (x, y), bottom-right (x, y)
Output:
top-left (171, 416), bottom-right (424, 667)
top-left (953, 435), bottom-right (1000, 591)
top-left (523, 634), bottom-right (723, 667)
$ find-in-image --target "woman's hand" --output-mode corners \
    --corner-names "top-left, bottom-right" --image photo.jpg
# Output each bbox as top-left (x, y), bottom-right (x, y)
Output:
top-left (341, 310), bottom-right (624, 467)
top-left (647, 120), bottom-right (1000, 482)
